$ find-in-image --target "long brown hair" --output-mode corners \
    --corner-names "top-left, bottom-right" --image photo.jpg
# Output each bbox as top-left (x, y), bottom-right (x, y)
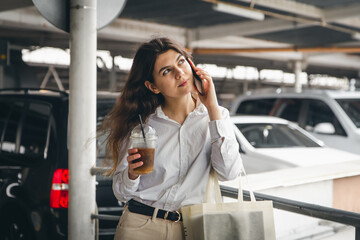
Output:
top-left (101, 37), bottom-right (191, 175)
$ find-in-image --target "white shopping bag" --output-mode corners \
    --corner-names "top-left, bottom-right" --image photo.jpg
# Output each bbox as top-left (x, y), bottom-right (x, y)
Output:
top-left (181, 168), bottom-right (276, 240)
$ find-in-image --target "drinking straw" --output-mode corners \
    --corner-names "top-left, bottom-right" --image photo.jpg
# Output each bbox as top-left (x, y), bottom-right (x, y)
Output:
top-left (138, 114), bottom-right (146, 143)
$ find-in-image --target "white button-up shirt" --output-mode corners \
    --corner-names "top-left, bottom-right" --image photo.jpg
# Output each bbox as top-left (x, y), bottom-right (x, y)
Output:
top-left (112, 103), bottom-right (243, 211)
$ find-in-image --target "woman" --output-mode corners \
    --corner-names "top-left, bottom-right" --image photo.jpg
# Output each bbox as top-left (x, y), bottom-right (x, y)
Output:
top-left (101, 37), bottom-right (243, 240)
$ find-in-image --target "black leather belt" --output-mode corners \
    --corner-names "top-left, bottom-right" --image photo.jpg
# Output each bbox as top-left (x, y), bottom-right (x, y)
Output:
top-left (127, 199), bottom-right (182, 222)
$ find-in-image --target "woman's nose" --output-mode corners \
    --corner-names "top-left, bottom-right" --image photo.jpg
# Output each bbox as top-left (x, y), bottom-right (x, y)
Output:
top-left (175, 67), bottom-right (184, 79)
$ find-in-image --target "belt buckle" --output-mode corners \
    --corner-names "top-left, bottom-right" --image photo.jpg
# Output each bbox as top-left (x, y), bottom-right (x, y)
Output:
top-left (174, 211), bottom-right (181, 223)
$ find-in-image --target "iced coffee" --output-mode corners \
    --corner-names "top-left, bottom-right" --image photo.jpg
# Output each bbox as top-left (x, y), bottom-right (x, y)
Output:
top-left (130, 124), bottom-right (157, 174)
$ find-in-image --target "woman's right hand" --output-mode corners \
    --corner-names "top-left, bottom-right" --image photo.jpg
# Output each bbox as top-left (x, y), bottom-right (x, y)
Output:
top-left (127, 148), bottom-right (143, 180)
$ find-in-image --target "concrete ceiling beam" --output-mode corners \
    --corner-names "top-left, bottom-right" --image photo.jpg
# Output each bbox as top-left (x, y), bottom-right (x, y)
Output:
top-left (237, 0), bottom-right (323, 19)
top-left (0, 0), bottom-right (33, 12)
top-left (98, 18), bottom-right (187, 45)
top-left (193, 18), bottom-right (308, 41)
top-left (195, 1), bottom-right (360, 41)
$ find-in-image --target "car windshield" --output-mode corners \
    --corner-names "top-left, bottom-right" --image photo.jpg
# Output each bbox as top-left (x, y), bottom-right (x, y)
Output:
top-left (236, 123), bottom-right (321, 148)
top-left (336, 99), bottom-right (360, 128)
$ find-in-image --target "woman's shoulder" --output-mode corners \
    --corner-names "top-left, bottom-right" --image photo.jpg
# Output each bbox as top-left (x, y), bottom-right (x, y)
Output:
top-left (195, 101), bottom-right (230, 118)
top-left (218, 105), bottom-right (229, 111)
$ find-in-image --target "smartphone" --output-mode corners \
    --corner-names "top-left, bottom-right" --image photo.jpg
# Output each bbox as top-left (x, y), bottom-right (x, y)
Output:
top-left (187, 58), bottom-right (205, 96)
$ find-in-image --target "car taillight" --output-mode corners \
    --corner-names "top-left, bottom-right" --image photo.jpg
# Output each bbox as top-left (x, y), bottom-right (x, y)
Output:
top-left (50, 169), bottom-right (69, 208)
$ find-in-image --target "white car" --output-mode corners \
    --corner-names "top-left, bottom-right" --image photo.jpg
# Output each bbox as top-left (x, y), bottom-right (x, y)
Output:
top-left (230, 89), bottom-right (360, 155)
top-left (231, 115), bottom-right (360, 174)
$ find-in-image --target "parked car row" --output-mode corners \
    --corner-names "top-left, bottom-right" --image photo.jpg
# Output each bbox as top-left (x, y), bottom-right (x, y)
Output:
top-left (231, 88), bottom-right (360, 155)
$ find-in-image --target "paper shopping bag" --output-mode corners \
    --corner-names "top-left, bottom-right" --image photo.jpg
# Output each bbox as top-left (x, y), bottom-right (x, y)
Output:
top-left (181, 168), bottom-right (276, 240)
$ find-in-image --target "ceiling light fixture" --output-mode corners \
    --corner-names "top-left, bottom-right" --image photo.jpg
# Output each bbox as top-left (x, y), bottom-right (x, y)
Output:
top-left (213, 3), bottom-right (265, 21)
top-left (352, 32), bottom-right (360, 41)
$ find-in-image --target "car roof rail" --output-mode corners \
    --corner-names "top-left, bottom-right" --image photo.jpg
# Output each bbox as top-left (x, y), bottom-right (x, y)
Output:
top-left (246, 87), bottom-right (335, 96)
top-left (246, 87), bottom-right (284, 95)
top-left (0, 88), bottom-right (69, 96)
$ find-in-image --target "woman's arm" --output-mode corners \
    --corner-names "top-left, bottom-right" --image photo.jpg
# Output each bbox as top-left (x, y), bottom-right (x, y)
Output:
top-left (208, 107), bottom-right (243, 181)
top-left (112, 148), bottom-right (141, 202)
top-left (194, 67), bottom-right (243, 180)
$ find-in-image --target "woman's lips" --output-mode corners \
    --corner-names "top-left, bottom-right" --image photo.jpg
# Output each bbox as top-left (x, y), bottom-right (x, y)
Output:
top-left (178, 80), bottom-right (188, 87)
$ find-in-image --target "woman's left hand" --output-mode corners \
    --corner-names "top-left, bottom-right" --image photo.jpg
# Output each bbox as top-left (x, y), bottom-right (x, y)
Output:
top-left (194, 68), bottom-right (221, 120)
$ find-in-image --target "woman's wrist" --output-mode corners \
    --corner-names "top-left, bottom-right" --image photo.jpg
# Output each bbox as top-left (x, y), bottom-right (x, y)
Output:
top-left (128, 172), bottom-right (139, 180)
top-left (207, 105), bottom-right (221, 121)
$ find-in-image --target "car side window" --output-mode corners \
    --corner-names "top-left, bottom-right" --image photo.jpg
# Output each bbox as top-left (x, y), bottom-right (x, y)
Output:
top-left (278, 99), bottom-right (302, 123)
top-left (0, 100), bottom-right (24, 153)
top-left (236, 99), bottom-right (276, 115)
top-left (0, 99), bottom-right (52, 164)
top-left (305, 99), bottom-right (346, 136)
top-left (96, 99), bottom-right (116, 167)
top-left (22, 102), bottom-right (52, 158)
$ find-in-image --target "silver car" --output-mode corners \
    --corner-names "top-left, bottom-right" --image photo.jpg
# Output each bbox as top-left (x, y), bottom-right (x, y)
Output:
top-left (231, 115), bottom-right (360, 174)
top-left (231, 89), bottom-right (360, 155)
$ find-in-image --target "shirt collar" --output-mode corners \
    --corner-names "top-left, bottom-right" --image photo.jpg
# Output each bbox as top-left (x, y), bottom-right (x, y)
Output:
top-left (153, 99), bottom-right (207, 120)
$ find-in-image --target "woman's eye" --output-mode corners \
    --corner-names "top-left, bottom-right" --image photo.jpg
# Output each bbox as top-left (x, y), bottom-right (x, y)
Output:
top-left (179, 59), bottom-right (185, 64)
top-left (162, 69), bottom-right (170, 76)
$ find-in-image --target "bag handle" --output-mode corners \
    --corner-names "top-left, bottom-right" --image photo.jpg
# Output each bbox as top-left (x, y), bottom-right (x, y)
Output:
top-left (205, 168), bottom-right (222, 203)
top-left (206, 167), bottom-right (256, 203)
top-left (240, 167), bottom-right (256, 202)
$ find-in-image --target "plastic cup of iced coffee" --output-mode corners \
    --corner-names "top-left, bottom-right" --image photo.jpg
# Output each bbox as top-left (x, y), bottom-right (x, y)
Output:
top-left (130, 124), bottom-right (157, 174)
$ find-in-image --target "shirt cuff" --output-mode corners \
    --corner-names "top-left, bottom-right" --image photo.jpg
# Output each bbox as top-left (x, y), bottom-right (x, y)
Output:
top-left (209, 118), bottom-right (235, 141)
top-left (122, 167), bottom-right (140, 191)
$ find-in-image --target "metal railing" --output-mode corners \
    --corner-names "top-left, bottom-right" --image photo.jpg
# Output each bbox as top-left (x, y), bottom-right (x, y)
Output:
top-left (221, 185), bottom-right (360, 240)
top-left (91, 167), bottom-right (360, 239)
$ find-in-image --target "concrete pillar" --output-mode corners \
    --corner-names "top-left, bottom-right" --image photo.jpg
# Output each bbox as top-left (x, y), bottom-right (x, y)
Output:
top-left (243, 80), bottom-right (248, 94)
top-left (294, 61), bottom-right (302, 93)
top-left (68, 0), bottom-right (97, 239)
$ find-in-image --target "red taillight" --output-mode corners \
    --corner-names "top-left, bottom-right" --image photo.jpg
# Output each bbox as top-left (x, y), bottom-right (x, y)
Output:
top-left (50, 169), bottom-right (69, 208)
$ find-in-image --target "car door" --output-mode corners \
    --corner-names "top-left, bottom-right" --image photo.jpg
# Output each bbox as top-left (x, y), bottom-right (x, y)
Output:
top-left (301, 99), bottom-right (349, 151)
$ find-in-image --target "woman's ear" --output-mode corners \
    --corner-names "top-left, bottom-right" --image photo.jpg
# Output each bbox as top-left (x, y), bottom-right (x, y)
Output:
top-left (145, 81), bottom-right (160, 94)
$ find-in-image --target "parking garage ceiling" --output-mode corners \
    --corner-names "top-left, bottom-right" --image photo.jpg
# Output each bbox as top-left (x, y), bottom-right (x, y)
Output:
top-left (1, 0), bottom-right (360, 79)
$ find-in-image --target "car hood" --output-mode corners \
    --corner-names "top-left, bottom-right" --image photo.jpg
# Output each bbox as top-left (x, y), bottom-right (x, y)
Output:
top-left (253, 147), bottom-right (360, 167)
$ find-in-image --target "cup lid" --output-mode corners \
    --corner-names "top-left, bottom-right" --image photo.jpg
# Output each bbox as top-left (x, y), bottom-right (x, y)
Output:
top-left (130, 124), bottom-right (157, 139)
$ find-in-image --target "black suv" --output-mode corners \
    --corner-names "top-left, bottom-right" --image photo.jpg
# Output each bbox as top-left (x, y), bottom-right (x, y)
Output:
top-left (0, 89), bottom-right (122, 240)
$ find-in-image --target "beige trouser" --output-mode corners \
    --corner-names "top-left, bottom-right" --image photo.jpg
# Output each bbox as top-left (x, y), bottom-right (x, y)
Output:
top-left (114, 205), bottom-right (185, 240)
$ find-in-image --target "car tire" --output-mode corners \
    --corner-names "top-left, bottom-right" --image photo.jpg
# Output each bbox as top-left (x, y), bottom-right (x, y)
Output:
top-left (0, 207), bottom-right (35, 240)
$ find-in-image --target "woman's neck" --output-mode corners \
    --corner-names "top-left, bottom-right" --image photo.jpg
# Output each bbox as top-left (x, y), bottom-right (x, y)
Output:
top-left (162, 94), bottom-right (196, 125)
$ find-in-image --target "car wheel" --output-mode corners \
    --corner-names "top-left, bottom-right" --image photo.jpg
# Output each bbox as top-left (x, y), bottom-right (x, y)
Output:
top-left (0, 208), bottom-right (34, 240)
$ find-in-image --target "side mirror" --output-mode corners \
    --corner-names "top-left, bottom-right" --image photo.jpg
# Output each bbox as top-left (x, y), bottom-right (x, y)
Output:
top-left (314, 122), bottom-right (335, 135)
top-left (239, 144), bottom-right (246, 154)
